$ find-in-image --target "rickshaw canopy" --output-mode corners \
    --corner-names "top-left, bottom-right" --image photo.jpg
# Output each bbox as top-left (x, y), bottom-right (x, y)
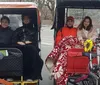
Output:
top-left (0, 2), bottom-right (37, 8)
top-left (0, 2), bottom-right (38, 14)
top-left (57, 0), bottom-right (100, 9)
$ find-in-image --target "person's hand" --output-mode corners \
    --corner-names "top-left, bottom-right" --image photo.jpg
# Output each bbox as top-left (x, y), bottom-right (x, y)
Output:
top-left (46, 58), bottom-right (55, 80)
top-left (80, 40), bottom-right (84, 45)
top-left (25, 41), bottom-right (32, 44)
top-left (46, 58), bottom-right (54, 72)
top-left (17, 42), bottom-right (25, 45)
top-left (49, 72), bottom-right (55, 80)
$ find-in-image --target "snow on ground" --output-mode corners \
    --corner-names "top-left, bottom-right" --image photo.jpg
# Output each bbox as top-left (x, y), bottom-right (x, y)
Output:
top-left (40, 25), bottom-right (54, 85)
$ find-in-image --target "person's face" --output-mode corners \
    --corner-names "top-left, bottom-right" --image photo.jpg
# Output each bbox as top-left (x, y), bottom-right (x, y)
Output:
top-left (83, 19), bottom-right (90, 28)
top-left (23, 16), bottom-right (30, 24)
top-left (66, 20), bottom-right (74, 28)
top-left (1, 19), bottom-right (9, 28)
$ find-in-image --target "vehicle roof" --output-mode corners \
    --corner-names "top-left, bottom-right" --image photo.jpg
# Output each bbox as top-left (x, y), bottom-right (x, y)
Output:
top-left (0, 2), bottom-right (37, 8)
top-left (57, 0), bottom-right (100, 9)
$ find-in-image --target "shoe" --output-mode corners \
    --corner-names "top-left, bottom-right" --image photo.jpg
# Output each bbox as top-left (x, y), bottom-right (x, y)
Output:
top-left (6, 78), bottom-right (13, 81)
top-left (26, 79), bottom-right (33, 82)
top-left (36, 75), bottom-right (42, 80)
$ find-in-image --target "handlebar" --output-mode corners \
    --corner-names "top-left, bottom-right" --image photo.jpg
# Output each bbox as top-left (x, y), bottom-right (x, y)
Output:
top-left (82, 52), bottom-right (97, 58)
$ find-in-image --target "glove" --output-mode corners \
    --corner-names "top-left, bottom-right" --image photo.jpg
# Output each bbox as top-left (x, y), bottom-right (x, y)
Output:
top-left (82, 52), bottom-right (90, 57)
top-left (82, 52), bottom-right (97, 58)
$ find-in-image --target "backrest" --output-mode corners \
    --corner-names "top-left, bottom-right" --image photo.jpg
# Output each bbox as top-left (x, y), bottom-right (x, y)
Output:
top-left (0, 48), bottom-right (23, 77)
top-left (67, 48), bottom-right (97, 74)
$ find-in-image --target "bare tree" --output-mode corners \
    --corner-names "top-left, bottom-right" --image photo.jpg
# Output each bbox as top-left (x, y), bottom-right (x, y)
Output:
top-left (21, 0), bottom-right (45, 11)
top-left (21, 0), bottom-right (45, 13)
top-left (41, 6), bottom-right (52, 20)
top-left (34, 0), bottom-right (45, 11)
top-left (42, 8), bottom-right (49, 20)
top-left (45, 0), bottom-right (55, 20)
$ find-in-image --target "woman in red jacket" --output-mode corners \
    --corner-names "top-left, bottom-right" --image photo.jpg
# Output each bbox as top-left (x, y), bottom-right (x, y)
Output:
top-left (55, 16), bottom-right (77, 45)
top-left (46, 16), bottom-right (78, 85)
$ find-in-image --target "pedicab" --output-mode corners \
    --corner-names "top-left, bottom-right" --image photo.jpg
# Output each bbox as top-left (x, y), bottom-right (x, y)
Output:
top-left (52, 0), bottom-right (100, 85)
top-left (0, 2), bottom-right (41, 85)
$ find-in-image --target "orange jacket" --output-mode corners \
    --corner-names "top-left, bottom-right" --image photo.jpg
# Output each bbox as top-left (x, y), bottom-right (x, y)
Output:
top-left (55, 26), bottom-right (77, 45)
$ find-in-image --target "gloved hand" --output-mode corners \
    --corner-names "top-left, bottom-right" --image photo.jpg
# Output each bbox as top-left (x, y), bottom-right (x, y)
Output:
top-left (82, 52), bottom-right (97, 58)
top-left (49, 72), bottom-right (54, 80)
top-left (82, 52), bottom-right (90, 57)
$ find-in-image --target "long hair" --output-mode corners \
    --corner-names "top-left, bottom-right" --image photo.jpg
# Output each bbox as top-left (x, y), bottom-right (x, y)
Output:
top-left (78, 16), bottom-right (93, 31)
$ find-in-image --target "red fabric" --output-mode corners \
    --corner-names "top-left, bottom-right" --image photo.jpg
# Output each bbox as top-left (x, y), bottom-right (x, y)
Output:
top-left (46, 36), bottom-right (82, 85)
top-left (67, 49), bottom-right (97, 74)
top-left (55, 27), bottom-right (77, 45)
top-left (46, 36), bottom-right (97, 85)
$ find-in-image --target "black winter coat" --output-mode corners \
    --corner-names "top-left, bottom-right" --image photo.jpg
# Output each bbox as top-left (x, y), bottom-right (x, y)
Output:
top-left (12, 26), bottom-right (37, 45)
top-left (0, 26), bottom-right (13, 45)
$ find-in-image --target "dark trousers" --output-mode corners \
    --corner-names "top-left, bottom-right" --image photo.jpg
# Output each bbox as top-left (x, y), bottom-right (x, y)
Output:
top-left (12, 44), bottom-right (43, 80)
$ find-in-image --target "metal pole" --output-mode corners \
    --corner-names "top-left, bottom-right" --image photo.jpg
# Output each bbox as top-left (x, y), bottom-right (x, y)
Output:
top-left (90, 53), bottom-right (93, 69)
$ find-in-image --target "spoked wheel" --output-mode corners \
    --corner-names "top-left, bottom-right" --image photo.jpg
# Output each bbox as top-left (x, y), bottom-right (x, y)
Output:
top-left (67, 75), bottom-right (97, 85)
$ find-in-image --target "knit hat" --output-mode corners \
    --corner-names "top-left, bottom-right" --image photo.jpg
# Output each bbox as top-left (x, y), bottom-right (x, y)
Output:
top-left (67, 16), bottom-right (74, 21)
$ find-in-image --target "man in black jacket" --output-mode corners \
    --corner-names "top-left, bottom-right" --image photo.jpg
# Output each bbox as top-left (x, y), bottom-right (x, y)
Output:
top-left (12, 15), bottom-right (43, 81)
top-left (12, 15), bottom-right (37, 46)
